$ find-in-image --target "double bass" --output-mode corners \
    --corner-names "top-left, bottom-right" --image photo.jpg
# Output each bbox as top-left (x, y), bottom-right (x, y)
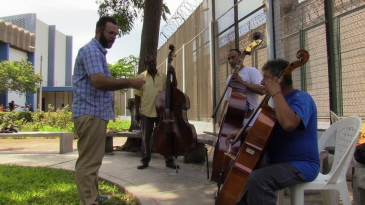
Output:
top-left (152, 44), bottom-right (197, 160)
top-left (211, 32), bottom-right (264, 184)
top-left (215, 50), bottom-right (310, 205)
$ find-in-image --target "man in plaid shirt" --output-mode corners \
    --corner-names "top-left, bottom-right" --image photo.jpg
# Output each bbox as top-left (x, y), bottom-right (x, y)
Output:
top-left (72, 16), bottom-right (144, 205)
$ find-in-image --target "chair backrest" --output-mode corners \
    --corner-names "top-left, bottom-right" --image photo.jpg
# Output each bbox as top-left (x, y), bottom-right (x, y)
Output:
top-left (319, 116), bottom-right (362, 184)
top-left (330, 111), bottom-right (340, 125)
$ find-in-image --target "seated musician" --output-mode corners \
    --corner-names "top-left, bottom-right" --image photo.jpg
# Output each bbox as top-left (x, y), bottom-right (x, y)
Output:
top-left (233, 59), bottom-right (320, 205)
top-left (221, 49), bottom-right (265, 137)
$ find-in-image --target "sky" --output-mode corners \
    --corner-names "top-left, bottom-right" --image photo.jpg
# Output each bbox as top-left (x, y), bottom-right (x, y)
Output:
top-left (1, 0), bottom-right (185, 64)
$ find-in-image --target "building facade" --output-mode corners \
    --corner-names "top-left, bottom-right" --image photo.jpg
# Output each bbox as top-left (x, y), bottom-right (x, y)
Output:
top-left (0, 13), bottom-right (73, 111)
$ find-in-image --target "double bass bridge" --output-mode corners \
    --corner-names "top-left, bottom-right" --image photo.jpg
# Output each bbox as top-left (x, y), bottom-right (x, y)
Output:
top-left (163, 119), bottom-right (175, 124)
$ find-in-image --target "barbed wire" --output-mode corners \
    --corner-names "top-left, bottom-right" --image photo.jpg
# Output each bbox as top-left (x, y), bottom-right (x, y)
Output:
top-left (158, 0), bottom-right (203, 48)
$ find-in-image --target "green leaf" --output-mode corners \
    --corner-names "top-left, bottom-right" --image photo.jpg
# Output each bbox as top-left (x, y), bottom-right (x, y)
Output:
top-left (95, 0), bottom-right (170, 36)
top-left (0, 59), bottom-right (42, 94)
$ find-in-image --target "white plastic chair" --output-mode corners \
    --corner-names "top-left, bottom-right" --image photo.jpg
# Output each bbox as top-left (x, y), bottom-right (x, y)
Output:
top-left (328, 111), bottom-right (364, 169)
top-left (330, 110), bottom-right (340, 124)
top-left (326, 112), bottom-right (364, 204)
top-left (288, 116), bottom-right (362, 205)
top-left (277, 113), bottom-right (342, 205)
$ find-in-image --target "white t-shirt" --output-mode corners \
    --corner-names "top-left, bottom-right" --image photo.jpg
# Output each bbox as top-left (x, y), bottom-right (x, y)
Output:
top-left (223, 66), bottom-right (262, 126)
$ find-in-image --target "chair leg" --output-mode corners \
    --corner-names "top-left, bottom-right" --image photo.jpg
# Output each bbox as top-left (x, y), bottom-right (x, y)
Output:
top-left (289, 187), bottom-right (304, 205)
top-left (276, 190), bottom-right (285, 205)
top-left (338, 186), bottom-right (352, 205)
top-left (320, 190), bottom-right (339, 205)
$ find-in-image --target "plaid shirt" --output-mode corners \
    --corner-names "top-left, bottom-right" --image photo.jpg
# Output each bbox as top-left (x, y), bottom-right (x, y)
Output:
top-left (72, 39), bottom-right (114, 121)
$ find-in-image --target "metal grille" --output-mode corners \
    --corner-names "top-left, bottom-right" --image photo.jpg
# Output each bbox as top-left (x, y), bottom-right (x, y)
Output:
top-left (336, 6), bottom-right (365, 116)
top-left (215, 5), bottom-right (267, 121)
top-left (282, 0), bottom-right (330, 117)
top-left (116, 0), bottom-right (365, 122)
top-left (11, 18), bottom-right (26, 29)
top-left (280, 0), bottom-right (365, 119)
top-left (333, 0), bottom-right (365, 17)
top-left (155, 1), bottom-right (213, 121)
top-left (304, 24), bottom-right (330, 118)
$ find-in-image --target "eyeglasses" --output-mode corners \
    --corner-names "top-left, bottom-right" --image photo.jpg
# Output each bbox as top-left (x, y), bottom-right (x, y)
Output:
top-left (104, 29), bottom-right (119, 37)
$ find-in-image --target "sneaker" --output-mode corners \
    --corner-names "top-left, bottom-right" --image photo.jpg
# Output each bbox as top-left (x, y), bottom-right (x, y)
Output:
top-left (137, 163), bottom-right (149, 169)
top-left (98, 195), bottom-right (111, 203)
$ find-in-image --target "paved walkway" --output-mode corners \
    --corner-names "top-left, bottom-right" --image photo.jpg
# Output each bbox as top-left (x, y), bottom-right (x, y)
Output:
top-left (0, 144), bottom-right (353, 205)
top-left (0, 149), bottom-right (217, 205)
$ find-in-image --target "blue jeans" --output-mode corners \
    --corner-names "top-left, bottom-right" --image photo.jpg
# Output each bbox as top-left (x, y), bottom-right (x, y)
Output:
top-left (238, 161), bottom-right (305, 205)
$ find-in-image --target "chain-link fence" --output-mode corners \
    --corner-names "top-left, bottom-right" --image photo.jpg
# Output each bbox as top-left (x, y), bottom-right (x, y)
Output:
top-left (116, 0), bottom-right (365, 123)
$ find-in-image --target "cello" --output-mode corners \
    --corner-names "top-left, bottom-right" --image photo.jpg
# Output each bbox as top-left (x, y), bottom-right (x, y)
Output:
top-left (215, 50), bottom-right (310, 205)
top-left (211, 32), bottom-right (264, 184)
top-left (152, 44), bottom-right (197, 160)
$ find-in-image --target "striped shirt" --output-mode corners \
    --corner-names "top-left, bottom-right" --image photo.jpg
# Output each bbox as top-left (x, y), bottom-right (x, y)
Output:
top-left (72, 38), bottom-right (114, 120)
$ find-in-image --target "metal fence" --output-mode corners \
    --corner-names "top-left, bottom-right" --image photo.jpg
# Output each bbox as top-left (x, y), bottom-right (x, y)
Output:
top-left (280, 0), bottom-right (365, 121)
top-left (116, 0), bottom-right (365, 123)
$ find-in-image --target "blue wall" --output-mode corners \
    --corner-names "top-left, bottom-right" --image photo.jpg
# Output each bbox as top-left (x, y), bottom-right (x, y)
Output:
top-left (0, 42), bottom-right (9, 60)
top-left (0, 42), bottom-right (9, 105)
top-left (26, 52), bottom-right (35, 109)
top-left (65, 36), bottom-right (73, 86)
top-left (48, 25), bottom-right (56, 87)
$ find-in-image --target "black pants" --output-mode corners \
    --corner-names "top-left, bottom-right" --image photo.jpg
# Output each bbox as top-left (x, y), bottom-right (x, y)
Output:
top-left (140, 115), bottom-right (174, 164)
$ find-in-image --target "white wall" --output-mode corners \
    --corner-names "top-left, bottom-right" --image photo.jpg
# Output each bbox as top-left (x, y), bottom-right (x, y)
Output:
top-left (8, 47), bottom-right (28, 108)
top-left (35, 19), bottom-right (49, 86)
top-left (54, 30), bottom-right (66, 86)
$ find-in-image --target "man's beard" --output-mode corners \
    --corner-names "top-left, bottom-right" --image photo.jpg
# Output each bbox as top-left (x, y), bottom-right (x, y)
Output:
top-left (100, 33), bottom-right (113, 48)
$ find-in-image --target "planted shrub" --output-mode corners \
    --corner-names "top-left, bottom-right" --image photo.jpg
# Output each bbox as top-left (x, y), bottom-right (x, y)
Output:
top-left (1, 104), bottom-right (131, 139)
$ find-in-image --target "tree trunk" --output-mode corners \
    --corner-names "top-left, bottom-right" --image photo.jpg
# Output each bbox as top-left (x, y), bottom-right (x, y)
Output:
top-left (122, 0), bottom-right (163, 151)
top-left (137, 0), bottom-right (163, 73)
top-left (121, 98), bottom-right (142, 152)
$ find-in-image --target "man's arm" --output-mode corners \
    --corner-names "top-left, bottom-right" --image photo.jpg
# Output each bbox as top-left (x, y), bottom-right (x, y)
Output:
top-left (231, 72), bottom-right (265, 95)
top-left (90, 73), bottom-right (145, 91)
top-left (265, 77), bottom-right (301, 132)
top-left (241, 81), bottom-right (265, 95)
top-left (271, 92), bottom-right (301, 132)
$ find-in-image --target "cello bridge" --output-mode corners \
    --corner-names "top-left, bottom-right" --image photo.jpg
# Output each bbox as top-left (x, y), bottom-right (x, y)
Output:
top-left (163, 119), bottom-right (174, 123)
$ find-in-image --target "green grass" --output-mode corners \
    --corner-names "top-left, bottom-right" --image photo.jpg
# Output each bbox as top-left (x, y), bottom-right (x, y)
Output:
top-left (0, 164), bottom-right (137, 205)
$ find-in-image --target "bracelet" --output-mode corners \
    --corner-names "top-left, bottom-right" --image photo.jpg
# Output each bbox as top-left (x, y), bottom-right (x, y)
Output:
top-left (271, 91), bottom-right (282, 98)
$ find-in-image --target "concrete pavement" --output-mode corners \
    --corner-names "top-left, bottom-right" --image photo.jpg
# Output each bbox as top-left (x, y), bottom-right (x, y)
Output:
top-left (0, 148), bottom-right (353, 205)
top-left (0, 149), bottom-right (217, 205)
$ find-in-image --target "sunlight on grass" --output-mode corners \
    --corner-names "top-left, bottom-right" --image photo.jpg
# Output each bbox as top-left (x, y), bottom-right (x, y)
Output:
top-left (0, 164), bottom-right (137, 205)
